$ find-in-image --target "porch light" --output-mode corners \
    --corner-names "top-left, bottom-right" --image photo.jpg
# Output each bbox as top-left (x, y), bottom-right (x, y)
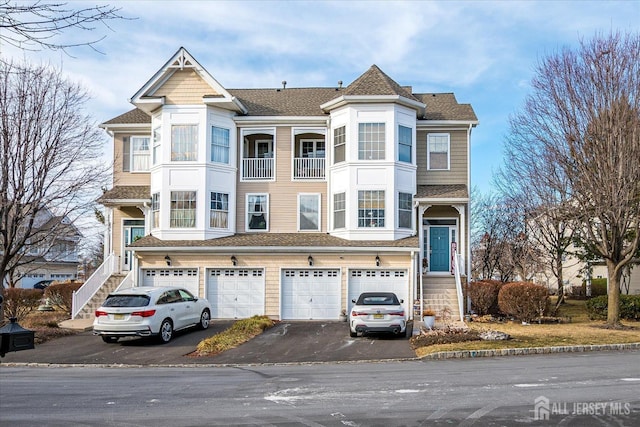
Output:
top-left (164, 255), bottom-right (171, 266)
top-left (375, 255), bottom-right (380, 267)
top-left (231, 255), bottom-right (238, 266)
top-left (308, 255), bottom-right (313, 266)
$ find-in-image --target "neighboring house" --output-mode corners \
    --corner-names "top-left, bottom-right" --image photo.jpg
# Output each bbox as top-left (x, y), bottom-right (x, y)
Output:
top-left (76, 47), bottom-right (477, 321)
top-left (10, 207), bottom-right (80, 288)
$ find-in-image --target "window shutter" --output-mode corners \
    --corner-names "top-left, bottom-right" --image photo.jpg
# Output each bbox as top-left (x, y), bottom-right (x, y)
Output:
top-left (123, 136), bottom-right (130, 172)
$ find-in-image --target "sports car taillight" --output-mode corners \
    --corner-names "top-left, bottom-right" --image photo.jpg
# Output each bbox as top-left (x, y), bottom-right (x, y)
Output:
top-left (351, 311), bottom-right (368, 317)
top-left (95, 310), bottom-right (108, 317)
top-left (131, 309), bottom-right (156, 318)
top-left (388, 310), bottom-right (405, 316)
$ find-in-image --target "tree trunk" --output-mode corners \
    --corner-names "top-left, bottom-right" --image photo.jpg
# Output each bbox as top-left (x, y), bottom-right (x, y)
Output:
top-left (606, 260), bottom-right (621, 327)
top-left (555, 252), bottom-right (565, 309)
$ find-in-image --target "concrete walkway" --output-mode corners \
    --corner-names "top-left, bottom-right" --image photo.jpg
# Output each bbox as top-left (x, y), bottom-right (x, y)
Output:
top-left (58, 317), bottom-right (94, 332)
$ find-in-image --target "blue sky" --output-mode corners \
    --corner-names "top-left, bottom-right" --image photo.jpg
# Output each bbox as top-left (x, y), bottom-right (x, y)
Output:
top-left (3, 0), bottom-right (639, 194)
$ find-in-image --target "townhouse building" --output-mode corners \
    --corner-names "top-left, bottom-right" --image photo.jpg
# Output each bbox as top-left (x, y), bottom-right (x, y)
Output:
top-left (73, 47), bottom-right (478, 322)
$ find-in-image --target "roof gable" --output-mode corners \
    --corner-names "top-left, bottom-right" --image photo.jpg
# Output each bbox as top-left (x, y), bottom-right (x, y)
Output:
top-left (130, 47), bottom-right (246, 114)
top-left (344, 65), bottom-right (418, 100)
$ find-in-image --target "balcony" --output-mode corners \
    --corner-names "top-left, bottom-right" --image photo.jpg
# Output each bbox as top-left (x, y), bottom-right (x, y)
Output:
top-left (293, 157), bottom-right (325, 180)
top-left (242, 157), bottom-right (274, 180)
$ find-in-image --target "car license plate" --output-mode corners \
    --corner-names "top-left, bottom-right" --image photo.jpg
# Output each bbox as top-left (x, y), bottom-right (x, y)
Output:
top-left (373, 314), bottom-right (384, 319)
top-left (114, 314), bottom-right (124, 320)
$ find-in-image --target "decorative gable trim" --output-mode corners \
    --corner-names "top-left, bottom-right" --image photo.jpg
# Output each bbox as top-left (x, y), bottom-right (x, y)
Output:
top-left (129, 47), bottom-right (247, 114)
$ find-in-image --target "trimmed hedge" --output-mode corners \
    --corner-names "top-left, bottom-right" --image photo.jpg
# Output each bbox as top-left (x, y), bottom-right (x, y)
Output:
top-left (469, 281), bottom-right (502, 315)
top-left (3, 288), bottom-right (43, 321)
top-left (498, 282), bottom-right (549, 323)
top-left (43, 281), bottom-right (82, 314)
top-left (581, 278), bottom-right (608, 297)
top-left (585, 295), bottom-right (640, 320)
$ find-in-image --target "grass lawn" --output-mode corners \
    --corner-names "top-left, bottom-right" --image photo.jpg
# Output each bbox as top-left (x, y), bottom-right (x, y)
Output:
top-left (413, 299), bottom-right (640, 358)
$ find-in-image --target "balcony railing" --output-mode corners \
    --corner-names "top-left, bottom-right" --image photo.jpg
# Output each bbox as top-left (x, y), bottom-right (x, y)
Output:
top-left (293, 157), bottom-right (325, 180)
top-left (242, 158), bottom-right (274, 180)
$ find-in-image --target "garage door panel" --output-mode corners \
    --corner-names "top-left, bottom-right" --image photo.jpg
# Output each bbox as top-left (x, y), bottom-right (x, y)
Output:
top-left (348, 269), bottom-right (409, 314)
top-left (207, 269), bottom-right (265, 319)
top-left (142, 269), bottom-right (199, 297)
top-left (281, 269), bottom-right (341, 320)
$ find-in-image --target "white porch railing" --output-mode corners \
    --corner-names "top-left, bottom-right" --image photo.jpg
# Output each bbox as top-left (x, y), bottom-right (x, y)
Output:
top-left (71, 253), bottom-right (118, 319)
top-left (115, 270), bottom-right (134, 292)
top-left (453, 253), bottom-right (465, 322)
top-left (242, 158), bottom-right (274, 180)
top-left (293, 157), bottom-right (325, 179)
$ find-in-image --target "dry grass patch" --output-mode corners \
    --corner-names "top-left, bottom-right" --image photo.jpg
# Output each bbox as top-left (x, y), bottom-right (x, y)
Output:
top-left (16, 311), bottom-right (78, 344)
top-left (414, 299), bottom-right (640, 358)
top-left (193, 315), bottom-right (276, 357)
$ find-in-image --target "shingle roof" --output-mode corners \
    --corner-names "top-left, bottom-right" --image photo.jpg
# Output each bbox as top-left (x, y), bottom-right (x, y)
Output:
top-left (129, 233), bottom-right (419, 249)
top-left (343, 65), bottom-right (419, 101)
top-left (416, 184), bottom-right (468, 199)
top-left (102, 108), bottom-right (151, 125)
top-left (102, 68), bottom-right (476, 123)
top-left (415, 93), bottom-right (477, 121)
top-left (228, 87), bottom-right (342, 116)
top-left (98, 186), bottom-right (150, 203)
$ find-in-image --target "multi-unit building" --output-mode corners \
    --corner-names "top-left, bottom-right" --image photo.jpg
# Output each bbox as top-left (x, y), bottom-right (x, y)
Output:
top-left (10, 207), bottom-right (80, 289)
top-left (72, 47), bottom-right (478, 322)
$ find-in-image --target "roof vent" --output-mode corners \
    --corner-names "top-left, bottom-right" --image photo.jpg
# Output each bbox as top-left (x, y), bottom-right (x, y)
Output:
top-left (282, 80), bottom-right (287, 89)
top-left (338, 80), bottom-right (343, 89)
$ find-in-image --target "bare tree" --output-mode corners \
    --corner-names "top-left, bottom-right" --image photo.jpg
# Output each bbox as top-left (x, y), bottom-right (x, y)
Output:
top-left (0, 1), bottom-right (123, 53)
top-left (505, 31), bottom-right (640, 326)
top-left (0, 59), bottom-right (109, 320)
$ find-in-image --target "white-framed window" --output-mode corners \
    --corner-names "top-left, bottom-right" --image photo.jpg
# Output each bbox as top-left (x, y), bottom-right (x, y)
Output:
top-left (152, 127), bottom-right (161, 165)
top-left (398, 192), bottom-right (412, 229)
top-left (151, 192), bottom-right (160, 228)
top-left (427, 133), bottom-right (450, 170)
top-left (171, 124), bottom-right (198, 161)
top-left (358, 123), bottom-right (385, 160)
top-left (300, 139), bottom-right (325, 158)
top-left (123, 136), bottom-right (150, 172)
top-left (247, 194), bottom-right (268, 231)
top-left (170, 191), bottom-right (196, 228)
top-left (211, 126), bottom-right (230, 164)
top-left (398, 125), bottom-right (412, 163)
top-left (210, 192), bottom-right (229, 229)
top-left (298, 193), bottom-right (320, 231)
top-left (358, 190), bottom-right (385, 228)
top-left (333, 126), bottom-right (345, 164)
top-left (333, 192), bottom-right (346, 229)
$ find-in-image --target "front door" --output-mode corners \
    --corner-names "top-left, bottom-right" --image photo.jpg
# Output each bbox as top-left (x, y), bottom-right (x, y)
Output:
top-left (123, 220), bottom-right (145, 271)
top-left (429, 226), bottom-right (450, 272)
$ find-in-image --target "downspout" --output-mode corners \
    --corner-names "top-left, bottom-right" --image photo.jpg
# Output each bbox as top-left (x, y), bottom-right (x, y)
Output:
top-left (466, 123), bottom-right (473, 315)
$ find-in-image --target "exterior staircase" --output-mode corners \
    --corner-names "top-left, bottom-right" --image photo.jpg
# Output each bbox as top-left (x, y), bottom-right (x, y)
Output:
top-left (74, 274), bottom-right (126, 320)
top-left (420, 275), bottom-right (463, 323)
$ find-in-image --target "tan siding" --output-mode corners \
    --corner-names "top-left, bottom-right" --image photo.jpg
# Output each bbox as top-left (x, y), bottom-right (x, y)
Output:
top-left (135, 252), bottom-right (414, 318)
top-left (112, 134), bottom-right (151, 186)
top-left (152, 69), bottom-right (216, 105)
top-left (416, 129), bottom-right (468, 185)
top-left (236, 127), bottom-right (328, 233)
top-left (111, 207), bottom-right (145, 261)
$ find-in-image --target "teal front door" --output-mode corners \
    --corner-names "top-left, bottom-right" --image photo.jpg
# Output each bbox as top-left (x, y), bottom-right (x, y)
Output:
top-left (429, 227), bottom-right (449, 272)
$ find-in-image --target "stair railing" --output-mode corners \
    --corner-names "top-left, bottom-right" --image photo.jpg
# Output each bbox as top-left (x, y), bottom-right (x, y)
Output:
top-left (453, 253), bottom-right (465, 321)
top-left (71, 253), bottom-right (119, 319)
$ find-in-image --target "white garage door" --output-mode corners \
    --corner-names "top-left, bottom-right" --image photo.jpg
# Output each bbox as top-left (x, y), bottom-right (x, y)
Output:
top-left (281, 269), bottom-right (341, 320)
top-left (348, 269), bottom-right (409, 313)
top-left (207, 269), bottom-right (265, 319)
top-left (141, 269), bottom-right (199, 296)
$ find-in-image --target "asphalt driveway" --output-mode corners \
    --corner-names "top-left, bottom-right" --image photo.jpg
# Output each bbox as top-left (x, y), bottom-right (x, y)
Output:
top-left (1, 321), bottom-right (416, 365)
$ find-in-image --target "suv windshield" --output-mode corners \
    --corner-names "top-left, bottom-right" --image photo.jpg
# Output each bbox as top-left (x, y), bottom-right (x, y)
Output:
top-left (103, 295), bottom-right (151, 307)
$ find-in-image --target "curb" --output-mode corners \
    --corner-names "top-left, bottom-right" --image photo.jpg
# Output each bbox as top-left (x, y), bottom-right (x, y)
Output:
top-left (419, 342), bottom-right (640, 360)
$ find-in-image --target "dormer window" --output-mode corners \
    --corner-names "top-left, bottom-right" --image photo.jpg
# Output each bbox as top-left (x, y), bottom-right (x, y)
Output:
top-left (358, 123), bottom-right (385, 160)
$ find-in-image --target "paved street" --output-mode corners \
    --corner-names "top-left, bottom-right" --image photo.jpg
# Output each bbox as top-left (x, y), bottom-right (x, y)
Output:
top-left (1, 350), bottom-right (639, 426)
